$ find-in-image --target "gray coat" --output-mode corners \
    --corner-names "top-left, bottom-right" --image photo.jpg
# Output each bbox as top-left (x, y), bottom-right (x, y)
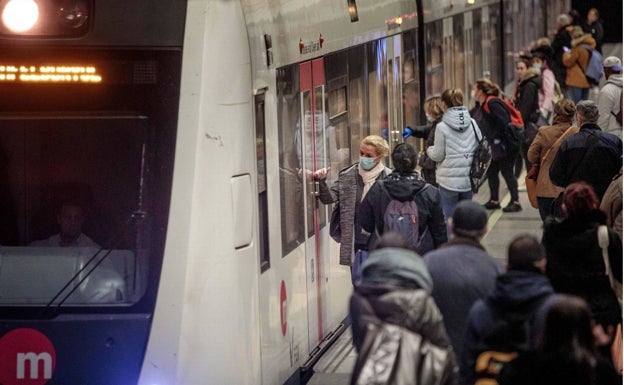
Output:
top-left (318, 163), bottom-right (391, 265)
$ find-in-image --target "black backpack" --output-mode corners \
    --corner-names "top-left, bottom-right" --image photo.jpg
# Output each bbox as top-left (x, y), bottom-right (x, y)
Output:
top-left (469, 122), bottom-right (492, 193)
top-left (378, 181), bottom-right (421, 251)
top-left (473, 296), bottom-right (547, 385)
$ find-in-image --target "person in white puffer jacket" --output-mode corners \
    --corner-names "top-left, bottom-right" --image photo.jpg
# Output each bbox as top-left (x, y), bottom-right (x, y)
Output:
top-left (426, 88), bottom-right (482, 229)
top-left (597, 56), bottom-right (622, 138)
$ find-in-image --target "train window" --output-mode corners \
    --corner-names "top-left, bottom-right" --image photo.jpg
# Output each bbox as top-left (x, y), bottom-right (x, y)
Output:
top-left (0, 116), bottom-right (149, 306)
top-left (277, 65), bottom-right (305, 256)
top-left (255, 93), bottom-right (270, 273)
top-left (367, 39), bottom-right (388, 138)
top-left (425, 20), bottom-right (444, 96)
top-left (348, 45), bottom-right (367, 164)
top-left (487, 3), bottom-right (501, 85)
top-left (402, 30), bottom-right (421, 152)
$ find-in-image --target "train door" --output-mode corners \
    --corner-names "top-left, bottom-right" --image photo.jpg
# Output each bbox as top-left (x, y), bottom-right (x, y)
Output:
top-left (386, 35), bottom-right (404, 155)
top-left (299, 58), bottom-right (329, 347)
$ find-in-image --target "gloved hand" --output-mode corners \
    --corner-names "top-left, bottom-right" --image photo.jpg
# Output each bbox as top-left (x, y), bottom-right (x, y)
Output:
top-left (402, 126), bottom-right (414, 139)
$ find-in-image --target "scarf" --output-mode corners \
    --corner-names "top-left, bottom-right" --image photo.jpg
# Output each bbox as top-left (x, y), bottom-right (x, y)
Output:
top-left (359, 161), bottom-right (385, 201)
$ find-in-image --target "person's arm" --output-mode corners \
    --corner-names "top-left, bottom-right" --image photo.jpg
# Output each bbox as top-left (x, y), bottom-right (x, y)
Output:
top-left (426, 125), bottom-right (446, 162)
top-left (316, 171), bottom-right (338, 204)
top-left (548, 142), bottom-right (569, 187)
top-left (597, 88), bottom-right (614, 131)
top-left (428, 187), bottom-right (448, 248)
top-left (527, 130), bottom-right (543, 164)
top-left (356, 185), bottom-right (378, 233)
top-left (541, 69), bottom-right (555, 114)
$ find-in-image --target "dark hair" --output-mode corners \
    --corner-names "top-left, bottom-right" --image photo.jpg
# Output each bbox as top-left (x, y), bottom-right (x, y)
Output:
top-left (474, 78), bottom-right (500, 97)
top-left (391, 143), bottom-right (418, 174)
top-left (563, 182), bottom-right (599, 216)
top-left (507, 234), bottom-right (545, 271)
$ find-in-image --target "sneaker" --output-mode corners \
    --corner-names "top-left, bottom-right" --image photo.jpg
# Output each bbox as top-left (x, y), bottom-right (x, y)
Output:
top-left (503, 202), bottom-right (522, 212)
top-left (483, 201), bottom-right (501, 210)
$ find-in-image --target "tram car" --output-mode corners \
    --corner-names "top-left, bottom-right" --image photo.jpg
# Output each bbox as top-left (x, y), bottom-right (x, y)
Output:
top-left (0, 0), bottom-right (569, 384)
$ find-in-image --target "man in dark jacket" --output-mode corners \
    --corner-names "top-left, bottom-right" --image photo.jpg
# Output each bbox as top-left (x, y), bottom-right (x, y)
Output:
top-left (460, 235), bottom-right (557, 385)
top-left (357, 143), bottom-right (447, 255)
top-left (424, 200), bottom-right (504, 357)
top-left (549, 100), bottom-right (622, 200)
top-left (350, 232), bottom-right (459, 385)
top-left (550, 13), bottom-right (572, 90)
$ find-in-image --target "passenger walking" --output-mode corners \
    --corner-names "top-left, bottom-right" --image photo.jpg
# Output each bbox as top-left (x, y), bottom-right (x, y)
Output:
top-left (357, 143), bottom-right (447, 255)
top-left (549, 100), bottom-right (622, 201)
top-left (315, 135), bottom-right (391, 269)
top-left (513, 58), bottom-right (541, 177)
top-left (426, 88), bottom-right (481, 225)
top-left (597, 56), bottom-right (623, 138)
top-left (349, 231), bottom-right (458, 385)
top-left (581, 7), bottom-right (604, 53)
top-left (550, 13), bottom-right (573, 91)
top-left (530, 51), bottom-right (556, 126)
top-left (460, 235), bottom-right (557, 385)
top-left (424, 200), bottom-right (504, 357)
top-left (600, 168), bottom-right (623, 239)
top-left (472, 78), bottom-right (521, 213)
top-left (527, 99), bottom-right (578, 220)
top-left (405, 95), bottom-right (445, 186)
top-left (542, 182), bottom-right (622, 330)
top-left (497, 295), bottom-right (621, 385)
top-left (562, 26), bottom-right (596, 103)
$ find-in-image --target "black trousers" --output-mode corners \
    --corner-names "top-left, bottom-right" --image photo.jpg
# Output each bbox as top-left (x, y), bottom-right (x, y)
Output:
top-left (487, 153), bottom-right (519, 202)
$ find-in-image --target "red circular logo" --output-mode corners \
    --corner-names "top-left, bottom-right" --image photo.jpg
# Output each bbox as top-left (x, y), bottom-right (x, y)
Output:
top-left (0, 328), bottom-right (56, 385)
top-left (280, 280), bottom-right (288, 336)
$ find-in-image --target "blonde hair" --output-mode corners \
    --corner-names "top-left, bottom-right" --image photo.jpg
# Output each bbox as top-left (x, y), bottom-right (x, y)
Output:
top-left (535, 37), bottom-right (551, 47)
top-left (571, 26), bottom-right (584, 39)
top-left (424, 96), bottom-right (445, 121)
top-left (441, 88), bottom-right (464, 107)
top-left (361, 135), bottom-right (390, 157)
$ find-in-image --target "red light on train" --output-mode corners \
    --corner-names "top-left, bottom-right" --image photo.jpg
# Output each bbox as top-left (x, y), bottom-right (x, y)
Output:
top-left (2, 0), bottom-right (39, 33)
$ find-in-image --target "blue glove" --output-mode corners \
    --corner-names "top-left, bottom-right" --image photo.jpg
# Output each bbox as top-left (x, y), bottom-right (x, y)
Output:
top-left (402, 126), bottom-right (414, 139)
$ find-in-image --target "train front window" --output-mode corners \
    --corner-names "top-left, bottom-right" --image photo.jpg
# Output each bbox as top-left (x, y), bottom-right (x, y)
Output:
top-left (0, 116), bottom-right (149, 306)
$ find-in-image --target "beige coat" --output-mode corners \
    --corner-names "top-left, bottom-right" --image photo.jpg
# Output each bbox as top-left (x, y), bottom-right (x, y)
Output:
top-left (600, 169), bottom-right (623, 239)
top-left (527, 121), bottom-right (579, 198)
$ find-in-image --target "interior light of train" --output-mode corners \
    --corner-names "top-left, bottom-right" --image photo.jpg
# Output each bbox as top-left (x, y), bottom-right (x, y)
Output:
top-left (347, 0), bottom-right (358, 22)
top-left (0, 64), bottom-right (102, 83)
top-left (467, 0), bottom-right (475, 4)
top-left (2, 0), bottom-right (39, 33)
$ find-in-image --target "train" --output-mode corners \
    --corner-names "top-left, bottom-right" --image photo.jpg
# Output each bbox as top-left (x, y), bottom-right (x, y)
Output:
top-left (0, 0), bottom-right (570, 384)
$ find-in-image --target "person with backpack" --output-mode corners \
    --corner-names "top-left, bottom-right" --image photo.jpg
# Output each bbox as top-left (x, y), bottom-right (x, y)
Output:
top-left (349, 231), bottom-right (459, 385)
top-left (472, 78), bottom-right (522, 213)
top-left (497, 295), bottom-right (620, 385)
top-left (459, 235), bottom-right (558, 385)
top-left (426, 88), bottom-right (482, 227)
top-left (597, 56), bottom-right (623, 138)
top-left (357, 142), bottom-right (447, 256)
top-left (562, 26), bottom-right (596, 103)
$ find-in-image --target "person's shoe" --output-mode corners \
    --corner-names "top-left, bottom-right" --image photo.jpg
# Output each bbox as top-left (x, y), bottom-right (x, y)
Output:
top-left (484, 201), bottom-right (501, 210)
top-left (503, 202), bottom-right (522, 212)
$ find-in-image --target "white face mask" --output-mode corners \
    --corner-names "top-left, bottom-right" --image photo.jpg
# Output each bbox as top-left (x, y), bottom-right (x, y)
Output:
top-left (533, 63), bottom-right (542, 71)
top-left (359, 156), bottom-right (376, 171)
top-left (470, 89), bottom-right (477, 99)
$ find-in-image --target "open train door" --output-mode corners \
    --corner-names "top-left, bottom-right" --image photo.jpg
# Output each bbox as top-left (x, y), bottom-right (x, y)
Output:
top-left (299, 58), bottom-right (330, 349)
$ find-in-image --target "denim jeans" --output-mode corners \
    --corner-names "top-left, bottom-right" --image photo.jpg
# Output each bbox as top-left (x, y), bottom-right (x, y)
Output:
top-left (439, 186), bottom-right (473, 236)
top-left (567, 86), bottom-right (590, 104)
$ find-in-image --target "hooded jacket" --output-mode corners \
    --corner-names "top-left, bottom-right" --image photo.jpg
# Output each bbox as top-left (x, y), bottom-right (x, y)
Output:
top-left (426, 106), bottom-right (481, 192)
top-left (357, 172), bottom-right (448, 255)
top-left (350, 247), bottom-right (459, 385)
top-left (597, 73), bottom-right (623, 137)
top-left (460, 271), bottom-right (557, 385)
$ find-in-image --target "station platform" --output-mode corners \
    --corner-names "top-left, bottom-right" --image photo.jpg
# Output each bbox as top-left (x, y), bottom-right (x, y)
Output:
top-left (304, 42), bottom-right (622, 385)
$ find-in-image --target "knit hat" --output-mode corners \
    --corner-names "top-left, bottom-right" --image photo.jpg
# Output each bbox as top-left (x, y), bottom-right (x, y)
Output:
top-left (603, 56), bottom-right (622, 72)
top-left (452, 200), bottom-right (488, 231)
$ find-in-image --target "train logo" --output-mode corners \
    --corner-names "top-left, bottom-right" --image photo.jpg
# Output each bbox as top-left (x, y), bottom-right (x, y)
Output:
top-left (0, 328), bottom-right (56, 385)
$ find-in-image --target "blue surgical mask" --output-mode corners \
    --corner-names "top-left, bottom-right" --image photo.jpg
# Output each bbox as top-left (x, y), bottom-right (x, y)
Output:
top-left (533, 63), bottom-right (542, 70)
top-left (359, 156), bottom-right (376, 171)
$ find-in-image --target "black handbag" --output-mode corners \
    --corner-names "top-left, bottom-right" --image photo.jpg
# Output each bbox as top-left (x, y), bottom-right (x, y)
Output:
top-left (329, 203), bottom-right (341, 243)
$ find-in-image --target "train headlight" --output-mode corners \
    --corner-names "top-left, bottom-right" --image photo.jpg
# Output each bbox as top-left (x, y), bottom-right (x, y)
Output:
top-left (0, 0), bottom-right (92, 37)
top-left (2, 0), bottom-right (39, 33)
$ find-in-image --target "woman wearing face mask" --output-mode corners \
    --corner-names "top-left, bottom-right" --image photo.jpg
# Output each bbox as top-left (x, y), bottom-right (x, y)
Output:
top-left (314, 135), bottom-right (392, 271)
top-left (531, 51), bottom-right (557, 126)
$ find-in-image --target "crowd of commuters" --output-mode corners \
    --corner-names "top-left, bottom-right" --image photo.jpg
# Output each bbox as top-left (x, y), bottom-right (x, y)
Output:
top-left (311, 7), bottom-right (622, 383)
